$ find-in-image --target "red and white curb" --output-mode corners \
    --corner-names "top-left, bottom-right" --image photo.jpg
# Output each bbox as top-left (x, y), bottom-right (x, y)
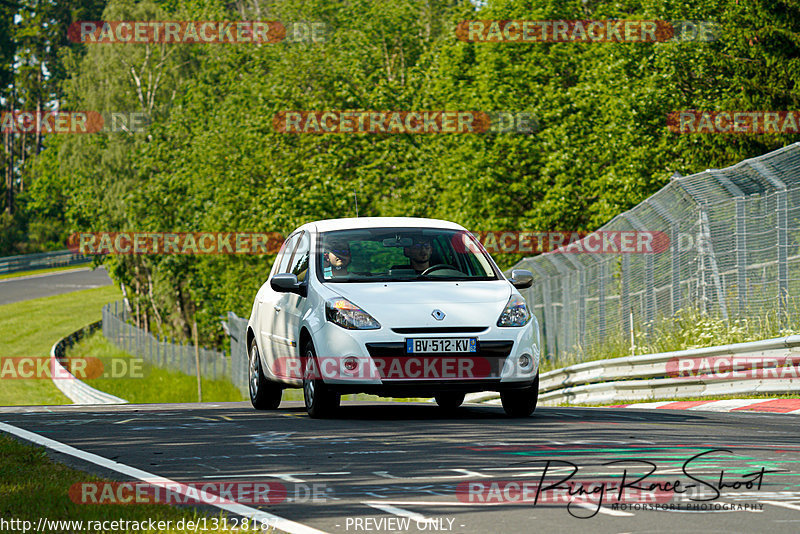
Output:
top-left (465, 394), bottom-right (800, 414)
top-left (606, 398), bottom-right (800, 415)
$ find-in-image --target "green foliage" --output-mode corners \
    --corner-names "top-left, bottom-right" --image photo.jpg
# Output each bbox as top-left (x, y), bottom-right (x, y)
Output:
top-left (11, 0), bottom-right (800, 348)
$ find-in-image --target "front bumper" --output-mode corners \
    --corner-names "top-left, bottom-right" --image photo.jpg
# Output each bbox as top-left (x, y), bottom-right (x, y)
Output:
top-left (310, 320), bottom-right (539, 393)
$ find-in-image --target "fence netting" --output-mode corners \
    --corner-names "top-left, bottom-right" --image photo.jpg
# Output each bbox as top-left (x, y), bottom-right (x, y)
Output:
top-left (102, 301), bottom-right (249, 396)
top-left (513, 143), bottom-right (800, 362)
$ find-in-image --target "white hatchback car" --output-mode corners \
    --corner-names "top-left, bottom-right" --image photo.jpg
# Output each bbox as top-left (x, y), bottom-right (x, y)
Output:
top-left (246, 217), bottom-right (540, 418)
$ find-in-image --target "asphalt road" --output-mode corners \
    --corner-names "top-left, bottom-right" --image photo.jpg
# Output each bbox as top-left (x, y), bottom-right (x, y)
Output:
top-left (0, 266), bottom-right (112, 305)
top-left (1, 401), bottom-right (799, 533)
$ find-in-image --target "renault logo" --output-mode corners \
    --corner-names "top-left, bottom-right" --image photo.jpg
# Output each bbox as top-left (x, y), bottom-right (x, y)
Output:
top-left (432, 309), bottom-right (445, 321)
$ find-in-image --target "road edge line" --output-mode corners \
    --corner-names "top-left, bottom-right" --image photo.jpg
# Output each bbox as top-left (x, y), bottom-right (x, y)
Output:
top-left (0, 421), bottom-right (328, 534)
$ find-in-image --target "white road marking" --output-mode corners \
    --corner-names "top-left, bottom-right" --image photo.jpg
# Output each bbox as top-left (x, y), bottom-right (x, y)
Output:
top-left (372, 468), bottom-right (489, 480)
top-left (0, 422), bottom-right (327, 534)
top-left (201, 472), bottom-right (350, 481)
top-left (363, 503), bottom-right (435, 524)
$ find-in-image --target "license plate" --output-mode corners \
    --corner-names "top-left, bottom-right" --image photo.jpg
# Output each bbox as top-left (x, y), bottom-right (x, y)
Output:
top-left (405, 338), bottom-right (477, 354)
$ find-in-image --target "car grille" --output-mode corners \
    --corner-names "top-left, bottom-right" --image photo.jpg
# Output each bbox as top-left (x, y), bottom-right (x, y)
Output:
top-left (390, 327), bottom-right (488, 334)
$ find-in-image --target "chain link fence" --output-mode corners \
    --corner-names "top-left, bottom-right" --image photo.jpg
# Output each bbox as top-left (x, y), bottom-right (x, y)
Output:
top-left (513, 143), bottom-right (800, 362)
top-left (102, 301), bottom-right (249, 396)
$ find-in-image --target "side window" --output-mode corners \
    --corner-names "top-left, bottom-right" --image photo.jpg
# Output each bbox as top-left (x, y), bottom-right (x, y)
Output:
top-left (288, 232), bottom-right (310, 281)
top-left (273, 233), bottom-right (300, 276)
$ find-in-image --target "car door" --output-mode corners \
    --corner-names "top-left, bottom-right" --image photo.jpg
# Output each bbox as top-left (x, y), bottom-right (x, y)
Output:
top-left (272, 231), bottom-right (309, 376)
top-left (257, 233), bottom-right (299, 375)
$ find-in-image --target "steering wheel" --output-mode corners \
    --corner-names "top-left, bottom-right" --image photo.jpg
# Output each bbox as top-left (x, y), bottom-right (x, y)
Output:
top-left (421, 263), bottom-right (458, 275)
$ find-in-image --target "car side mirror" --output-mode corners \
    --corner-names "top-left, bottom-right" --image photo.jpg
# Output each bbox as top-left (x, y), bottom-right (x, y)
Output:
top-left (270, 273), bottom-right (307, 297)
top-left (509, 269), bottom-right (533, 289)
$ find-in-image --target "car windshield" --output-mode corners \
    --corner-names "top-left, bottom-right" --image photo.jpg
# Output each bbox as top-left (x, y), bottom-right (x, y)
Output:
top-left (317, 227), bottom-right (499, 283)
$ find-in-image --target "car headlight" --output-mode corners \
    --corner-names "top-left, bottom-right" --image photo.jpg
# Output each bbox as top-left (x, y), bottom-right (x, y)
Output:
top-left (497, 294), bottom-right (531, 327)
top-left (325, 297), bottom-right (381, 330)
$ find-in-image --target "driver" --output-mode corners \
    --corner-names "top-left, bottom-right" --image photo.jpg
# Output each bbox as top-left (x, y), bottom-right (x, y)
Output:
top-left (323, 239), bottom-right (351, 279)
top-left (403, 238), bottom-right (433, 273)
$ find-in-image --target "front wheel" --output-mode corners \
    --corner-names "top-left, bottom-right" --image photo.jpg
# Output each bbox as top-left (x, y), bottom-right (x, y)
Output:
top-left (303, 342), bottom-right (341, 418)
top-left (249, 342), bottom-right (282, 410)
top-left (500, 373), bottom-right (539, 417)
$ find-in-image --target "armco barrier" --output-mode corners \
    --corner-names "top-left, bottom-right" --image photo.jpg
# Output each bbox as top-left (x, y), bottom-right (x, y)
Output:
top-left (538, 335), bottom-right (800, 405)
top-left (50, 321), bottom-right (127, 405)
top-left (0, 249), bottom-right (90, 274)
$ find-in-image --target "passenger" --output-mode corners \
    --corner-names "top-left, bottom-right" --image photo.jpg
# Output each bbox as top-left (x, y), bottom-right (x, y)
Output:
top-left (323, 240), bottom-right (351, 279)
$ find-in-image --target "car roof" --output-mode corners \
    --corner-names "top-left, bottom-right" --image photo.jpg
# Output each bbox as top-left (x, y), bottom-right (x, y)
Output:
top-left (297, 217), bottom-right (467, 233)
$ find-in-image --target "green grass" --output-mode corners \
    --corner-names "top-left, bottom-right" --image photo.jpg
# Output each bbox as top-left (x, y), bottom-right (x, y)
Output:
top-left (0, 434), bottom-right (248, 534)
top-left (72, 334), bottom-right (244, 404)
top-left (0, 285), bottom-right (122, 406)
top-left (0, 264), bottom-right (91, 280)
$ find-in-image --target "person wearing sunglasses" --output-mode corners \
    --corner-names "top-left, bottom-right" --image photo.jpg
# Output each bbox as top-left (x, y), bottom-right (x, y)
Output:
top-left (323, 240), bottom-right (351, 279)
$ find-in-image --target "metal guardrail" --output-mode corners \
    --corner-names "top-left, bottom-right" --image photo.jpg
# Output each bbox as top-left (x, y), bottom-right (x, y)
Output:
top-left (0, 249), bottom-right (90, 274)
top-left (50, 321), bottom-right (127, 405)
top-left (538, 335), bottom-right (800, 405)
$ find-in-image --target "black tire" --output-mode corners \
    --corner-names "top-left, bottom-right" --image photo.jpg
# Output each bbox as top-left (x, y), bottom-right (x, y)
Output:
top-left (248, 341), bottom-right (282, 410)
top-left (500, 373), bottom-right (539, 417)
top-left (303, 341), bottom-right (341, 418)
top-left (434, 392), bottom-right (465, 411)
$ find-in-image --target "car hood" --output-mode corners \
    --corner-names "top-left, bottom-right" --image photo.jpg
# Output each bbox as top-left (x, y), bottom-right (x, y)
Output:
top-left (328, 281), bottom-right (512, 327)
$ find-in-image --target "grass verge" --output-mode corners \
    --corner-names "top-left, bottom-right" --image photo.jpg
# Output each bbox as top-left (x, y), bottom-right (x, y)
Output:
top-left (0, 285), bottom-right (122, 406)
top-left (0, 434), bottom-right (243, 533)
top-left (72, 333), bottom-right (244, 404)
